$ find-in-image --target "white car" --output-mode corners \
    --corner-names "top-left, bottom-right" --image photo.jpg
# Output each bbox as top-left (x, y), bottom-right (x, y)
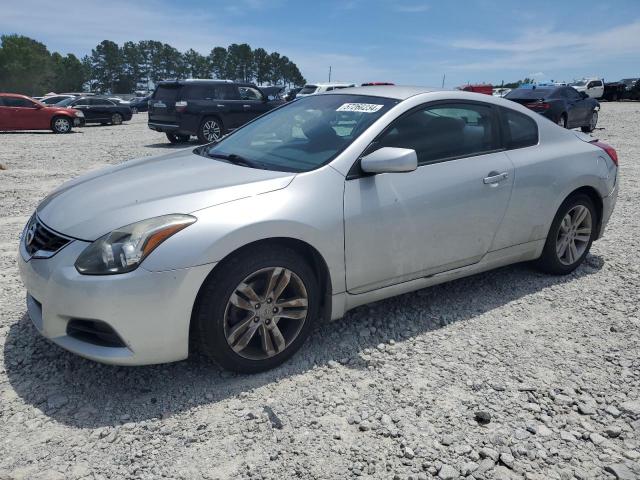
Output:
top-left (571, 78), bottom-right (604, 99)
top-left (296, 83), bottom-right (357, 98)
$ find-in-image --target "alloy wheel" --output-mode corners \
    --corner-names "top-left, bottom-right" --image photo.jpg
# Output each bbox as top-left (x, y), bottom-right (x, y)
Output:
top-left (112, 113), bottom-right (123, 125)
top-left (223, 267), bottom-right (309, 360)
top-left (589, 111), bottom-right (598, 131)
top-left (557, 115), bottom-right (567, 128)
top-left (555, 205), bottom-right (592, 266)
top-left (54, 118), bottom-right (71, 133)
top-left (202, 120), bottom-right (221, 142)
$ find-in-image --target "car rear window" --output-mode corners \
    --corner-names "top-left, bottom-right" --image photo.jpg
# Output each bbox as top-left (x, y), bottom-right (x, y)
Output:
top-left (506, 88), bottom-right (554, 100)
top-left (299, 85), bottom-right (318, 95)
top-left (153, 85), bottom-right (180, 103)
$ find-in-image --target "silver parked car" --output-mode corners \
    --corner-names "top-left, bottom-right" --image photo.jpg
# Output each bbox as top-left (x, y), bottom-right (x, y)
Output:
top-left (18, 86), bottom-right (619, 372)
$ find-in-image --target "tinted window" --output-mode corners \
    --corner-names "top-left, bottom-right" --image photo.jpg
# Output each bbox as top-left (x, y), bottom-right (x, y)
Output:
top-left (238, 86), bottom-right (263, 100)
top-left (506, 88), bottom-right (555, 100)
top-left (299, 85), bottom-right (318, 95)
top-left (181, 84), bottom-right (237, 100)
top-left (153, 85), bottom-right (180, 103)
top-left (566, 88), bottom-right (582, 100)
top-left (3, 97), bottom-right (36, 107)
top-left (500, 108), bottom-right (538, 149)
top-left (90, 98), bottom-right (114, 106)
top-left (0, 98), bottom-right (5, 106)
top-left (375, 103), bottom-right (499, 165)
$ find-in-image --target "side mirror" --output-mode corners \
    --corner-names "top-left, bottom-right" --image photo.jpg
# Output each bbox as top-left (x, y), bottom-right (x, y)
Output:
top-left (360, 147), bottom-right (418, 174)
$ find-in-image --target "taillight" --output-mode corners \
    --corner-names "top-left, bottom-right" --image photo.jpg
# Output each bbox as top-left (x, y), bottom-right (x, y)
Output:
top-left (527, 101), bottom-right (550, 110)
top-left (591, 140), bottom-right (618, 167)
top-left (175, 100), bottom-right (187, 112)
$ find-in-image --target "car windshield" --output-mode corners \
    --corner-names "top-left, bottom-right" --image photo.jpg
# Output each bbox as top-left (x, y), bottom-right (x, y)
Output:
top-left (506, 88), bottom-right (554, 100)
top-left (56, 97), bottom-right (76, 106)
top-left (199, 94), bottom-right (398, 173)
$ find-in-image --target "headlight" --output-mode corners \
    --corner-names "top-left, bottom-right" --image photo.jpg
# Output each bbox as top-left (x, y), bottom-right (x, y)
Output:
top-left (75, 111), bottom-right (84, 117)
top-left (75, 214), bottom-right (196, 275)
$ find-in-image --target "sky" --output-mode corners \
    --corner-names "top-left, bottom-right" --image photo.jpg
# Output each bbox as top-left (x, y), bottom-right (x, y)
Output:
top-left (2, 0), bottom-right (639, 87)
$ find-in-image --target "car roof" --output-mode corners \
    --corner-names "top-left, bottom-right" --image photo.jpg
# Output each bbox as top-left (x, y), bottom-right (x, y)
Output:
top-left (156, 79), bottom-right (255, 87)
top-left (321, 85), bottom-right (441, 100)
top-left (0, 93), bottom-right (32, 98)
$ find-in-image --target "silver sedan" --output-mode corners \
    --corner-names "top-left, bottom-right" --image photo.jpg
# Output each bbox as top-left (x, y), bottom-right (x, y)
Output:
top-left (17, 86), bottom-right (619, 372)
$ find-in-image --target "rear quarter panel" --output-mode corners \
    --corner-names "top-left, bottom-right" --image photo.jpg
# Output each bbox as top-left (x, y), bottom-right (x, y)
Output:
top-left (492, 128), bottom-right (611, 250)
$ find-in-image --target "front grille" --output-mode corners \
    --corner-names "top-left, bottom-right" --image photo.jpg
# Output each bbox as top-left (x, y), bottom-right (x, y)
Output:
top-left (23, 215), bottom-right (71, 257)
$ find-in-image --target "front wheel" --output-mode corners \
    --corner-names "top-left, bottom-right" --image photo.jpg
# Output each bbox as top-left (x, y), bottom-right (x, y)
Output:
top-left (194, 247), bottom-right (319, 373)
top-left (51, 117), bottom-right (72, 134)
top-left (581, 111), bottom-right (598, 133)
top-left (557, 113), bottom-right (568, 128)
top-left (166, 132), bottom-right (190, 143)
top-left (197, 117), bottom-right (223, 143)
top-left (111, 113), bottom-right (123, 125)
top-left (536, 194), bottom-right (598, 275)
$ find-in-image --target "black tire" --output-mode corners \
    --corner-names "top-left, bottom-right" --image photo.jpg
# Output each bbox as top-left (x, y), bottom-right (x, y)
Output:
top-left (51, 116), bottom-right (72, 134)
top-left (194, 246), bottom-right (319, 373)
top-left (111, 113), bottom-right (123, 125)
top-left (197, 117), bottom-right (223, 144)
top-left (536, 194), bottom-right (598, 275)
top-left (581, 110), bottom-right (598, 133)
top-left (166, 132), bottom-right (190, 143)
top-left (557, 113), bottom-right (568, 129)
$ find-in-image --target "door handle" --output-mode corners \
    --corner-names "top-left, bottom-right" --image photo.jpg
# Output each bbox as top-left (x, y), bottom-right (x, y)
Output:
top-left (483, 172), bottom-right (509, 184)
top-left (243, 104), bottom-right (251, 109)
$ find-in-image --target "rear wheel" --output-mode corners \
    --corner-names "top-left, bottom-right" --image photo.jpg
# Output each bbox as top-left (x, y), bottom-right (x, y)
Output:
top-left (166, 132), bottom-right (190, 143)
top-left (111, 113), bottom-right (123, 125)
top-left (51, 116), bottom-right (72, 134)
top-left (197, 117), bottom-right (223, 143)
top-left (557, 113), bottom-right (568, 128)
top-left (194, 247), bottom-right (319, 373)
top-left (581, 111), bottom-right (598, 133)
top-left (536, 194), bottom-right (597, 275)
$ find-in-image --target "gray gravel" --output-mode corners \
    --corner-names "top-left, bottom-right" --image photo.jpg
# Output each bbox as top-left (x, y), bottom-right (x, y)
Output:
top-left (1, 106), bottom-right (639, 480)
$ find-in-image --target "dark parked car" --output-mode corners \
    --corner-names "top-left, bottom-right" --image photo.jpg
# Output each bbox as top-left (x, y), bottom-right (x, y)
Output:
top-left (129, 95), bottom-right (150, 113)
top-left (56, 96), bottom-right (132, 125)
top-left (284, 87), bottom-right (301, 102)
top-left (621, 78), bottom-right (640, 100)
top-left (505, 86), bottom-right (599, 132)
top-left (148, 80), bottom-right (284, 143)
top-left (603, 82), bottom-right (626, 101)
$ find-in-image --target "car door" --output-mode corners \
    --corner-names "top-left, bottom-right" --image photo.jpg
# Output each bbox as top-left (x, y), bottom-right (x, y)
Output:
top-left (237, 86), bottom-right (272, 123)
top-left (70, 98), bottom-right (95, 121)
top-left (565, 88), bottom-right (589, 127)
top-left (587, 80), bottom-right (604, 99)
top-left (0, 97), bottom-right (10, 129)
top-left (344, 101), bottom-right (515, 294)
top-left (3, 96), bottom-right (45, 129)
top-left (90, 98), bottom-right (115, 121)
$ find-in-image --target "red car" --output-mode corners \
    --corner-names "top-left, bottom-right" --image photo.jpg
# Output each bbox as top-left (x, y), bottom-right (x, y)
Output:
top-left (460, 84), bottom-right (493, 95)
top-left (0, 93), bottom-right (85, 133)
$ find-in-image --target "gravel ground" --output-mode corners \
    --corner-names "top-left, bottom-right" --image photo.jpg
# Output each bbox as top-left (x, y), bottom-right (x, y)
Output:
top-left (0, 106), bottom-right (639, 480)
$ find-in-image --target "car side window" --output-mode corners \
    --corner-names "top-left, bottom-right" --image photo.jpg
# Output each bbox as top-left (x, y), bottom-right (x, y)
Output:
top-left (0, 98), bottom-right (5, 106)
top-left (567, 88), bottom-right (581, 100)
top-left (238, 86), bottom-right (263, 101)
top-left (500, 107), bottom-right (538, 150)
top-left (374, 102), bottom-right (499, 165)
top-left (4, 97), bottom-right (36, 108)
top-left (91, 99), bottom-right (113, 106)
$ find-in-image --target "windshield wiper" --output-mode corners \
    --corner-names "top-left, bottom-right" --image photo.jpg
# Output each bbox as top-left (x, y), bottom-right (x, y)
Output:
top-left (206, 151), bottom-right (264, 169)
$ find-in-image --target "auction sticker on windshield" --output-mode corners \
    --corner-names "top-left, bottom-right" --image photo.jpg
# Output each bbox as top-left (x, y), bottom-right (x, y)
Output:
top-left (336, 103), bottom-right (384, 113)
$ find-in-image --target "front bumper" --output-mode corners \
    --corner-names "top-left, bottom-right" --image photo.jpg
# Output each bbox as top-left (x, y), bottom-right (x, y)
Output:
top-left (18, 239), bottom-right (214, 365)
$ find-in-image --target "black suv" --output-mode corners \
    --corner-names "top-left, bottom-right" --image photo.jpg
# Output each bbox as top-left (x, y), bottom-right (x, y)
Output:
top-left (148, 80), bottom-right (284, 143)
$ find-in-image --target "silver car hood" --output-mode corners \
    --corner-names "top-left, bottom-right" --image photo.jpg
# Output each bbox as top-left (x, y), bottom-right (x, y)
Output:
top-left (37, 148), bottom-right (295, 240)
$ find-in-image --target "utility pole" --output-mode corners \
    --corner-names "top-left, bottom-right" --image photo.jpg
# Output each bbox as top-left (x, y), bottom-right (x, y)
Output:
top-left (328, 66), bottom-right (332, 83)
top-left (441, 73), bottom-right (446, 88)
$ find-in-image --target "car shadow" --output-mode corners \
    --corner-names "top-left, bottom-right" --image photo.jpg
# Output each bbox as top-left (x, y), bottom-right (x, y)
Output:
top-left (3, 254), bottom-right (605, 428)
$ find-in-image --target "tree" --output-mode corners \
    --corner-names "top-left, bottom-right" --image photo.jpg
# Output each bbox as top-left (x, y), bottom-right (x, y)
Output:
top-left (209, 47), bottom-right (227, 79)
top-left (51, 53), bottom-right (86, 92)
top-left (183, 49), bottom-right (210, 79)
top-left (90, 40), bottom-right (122, 93)
top-left (252, 48), bottom-right (270, 85)
top-left (0, 35), bottom-right (52, 95)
